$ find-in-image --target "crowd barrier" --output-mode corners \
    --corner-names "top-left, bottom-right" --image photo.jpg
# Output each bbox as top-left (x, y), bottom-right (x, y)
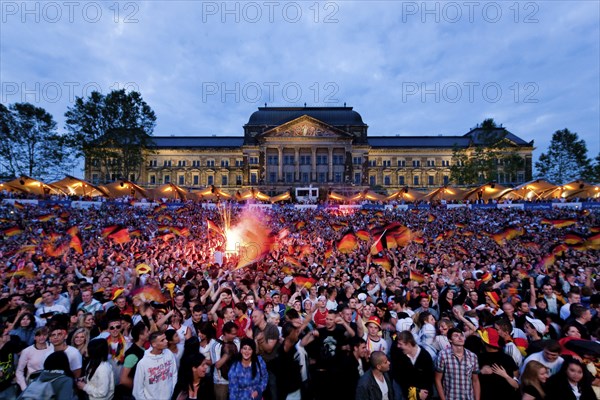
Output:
top-left (2, 199), bottom-right (599, 212)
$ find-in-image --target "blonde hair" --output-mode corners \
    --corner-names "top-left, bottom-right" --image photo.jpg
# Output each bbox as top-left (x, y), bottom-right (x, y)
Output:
top-left (71, 328), bottom-right (90, 357)
top-left (521, 360), bottom-right (547, 398)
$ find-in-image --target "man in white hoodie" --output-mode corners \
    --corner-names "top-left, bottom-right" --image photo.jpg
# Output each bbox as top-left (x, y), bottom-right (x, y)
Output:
top-left (133, 331), bottom-right (178, 400)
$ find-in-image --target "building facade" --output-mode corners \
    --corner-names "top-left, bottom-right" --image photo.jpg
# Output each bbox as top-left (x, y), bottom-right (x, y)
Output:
top-left (85, 106), bottom-right (534, 194)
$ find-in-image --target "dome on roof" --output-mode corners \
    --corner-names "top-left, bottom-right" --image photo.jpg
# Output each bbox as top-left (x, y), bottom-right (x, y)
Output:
top-left (246, 107), bottom-right (366, 127)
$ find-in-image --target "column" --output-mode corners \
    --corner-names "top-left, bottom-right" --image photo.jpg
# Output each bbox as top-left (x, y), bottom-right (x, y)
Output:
top-left (311, 147), bottom-right (317, 181)
top-left (328, 148), bottom-right (334, 182)
top-left (294, 148), bottom-right (300, 181)
top-left (277, 146), bottom-right (283, 182)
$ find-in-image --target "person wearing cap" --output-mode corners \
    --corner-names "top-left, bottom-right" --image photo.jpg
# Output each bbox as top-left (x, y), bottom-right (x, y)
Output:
top-left (434, 327), bottom-right (480, 400)
top-left (313, 295), bottom-right (328, 328)
top-left (477, 327), bottom-right (519, 400)
top-left (523, 316), bottom-right (547, 355)
top-left (281, 275), bottom-right (294, 298)
top-left (363, 315), bottom-right (388, 357)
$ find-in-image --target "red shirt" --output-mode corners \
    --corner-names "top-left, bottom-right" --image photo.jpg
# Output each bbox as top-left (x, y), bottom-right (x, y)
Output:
top-left (313, 308), bottom-right (328, 327)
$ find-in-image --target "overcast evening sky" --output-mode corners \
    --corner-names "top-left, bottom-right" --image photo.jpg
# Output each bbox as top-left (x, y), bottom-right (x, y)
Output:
top-left (1, 1), bottom-right (599, 178)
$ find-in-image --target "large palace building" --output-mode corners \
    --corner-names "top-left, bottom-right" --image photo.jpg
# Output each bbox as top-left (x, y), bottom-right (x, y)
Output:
top-left (85, 106), bottom-right (534, 194)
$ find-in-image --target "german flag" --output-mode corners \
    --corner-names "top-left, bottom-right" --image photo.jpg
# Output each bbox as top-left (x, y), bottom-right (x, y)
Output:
top-left (130, 229), bottom-right (142, 237)
top-left (4, 226), bottom-right (23, 237)
top-left (66, 226), bottom-right (79, 237)
top-left (108, 229), bottom-right (130, 244)
top-left (171, 227), bottom-right (190, 237)
top-left (435, 234), bottom-right (444, 242)
top-left (373, 256), bottom-right (391, 271)
top-left (331, 223), bottom-right (345, 232)
top-left (375, 211), bottom-right (384, 218)
top-left (70, 235), bottom-right (83, 254)
top-left (16, 245), bottom-right (36, 254)
top-left (136, 263), bottom-right (151, 275)
top-left (479, 272), bottom-right (492, 283)
top-left (154, 203), bottom-right (167, 213)
top-left (101, 225), bottom-right (118, 238)
top-left (591, 227), bottom-right (600, 233)
top-left (295, 221), bottom-right (306, 230)
top-left (356, 230), bottom-right (370, 241)
top-left (413, 236), bottom-right (425, 244)
top-left (455, 245), bottom-right (469, 255)
top-left (541, 219), bottom-right (577, 228)
top-left (455, 222), bottom-right (466, 229)
top-left (551, 243), bottom-right (569, 256)
top-left (45, 242), bottom-right (68, 257)
top-left (207, 220), bottom-right (224, 236)
top-left (158, 215), bottom-right (173, 223)
top-left (393, 229), bottom-right (412, 247)
top-left (13, 202), bottom-right (25, 211)
top-left (324, 246), bottom-right (333, 259)
top-left (409, 270), bottom-right (425, 283)
top-left (522, 242), bottom-right (540, 250)
top-left (538, 254), bottom-right (555, 271)
top-left (427, 214), bottom-right (436, 223)
top-left (157, 225), bottom-right (170, 233)
top-left (462, 231), bottom-right (474, 237)
top-left (284, 255), bottom-right (302, 269)
top-left (12, 266), bottom-right (35, 279)
top-left (338, 232), bottom-right (358, 254)
top-left (416, 251), bottom-right (427, 259)
top-left (585, 233), bottom-right (600, 250)
top-left (160, 233), bottom-right (175, 242)
top-left (314, 215), bottom-right (324, 221)
top-left (294, 276), bottom-right (316, 288)
top-left (38, 214), bottom-right (55, 222)
top-left (564, 234), bottom-right (584, 244)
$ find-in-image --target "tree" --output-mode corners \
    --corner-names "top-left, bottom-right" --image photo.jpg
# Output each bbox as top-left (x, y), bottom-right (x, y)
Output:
top-left (535, 129), bottom-right (591, 184)
top-left (65, 89), bottom-right (156, 182)
top-left (588, 154), bottom-right (600, 183)
top-left (0, 102), bottom-right (75, 180)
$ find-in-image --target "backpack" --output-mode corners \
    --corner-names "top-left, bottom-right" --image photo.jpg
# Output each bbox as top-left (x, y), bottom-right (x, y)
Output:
top-left (17, 375), bottom-right (61, 400)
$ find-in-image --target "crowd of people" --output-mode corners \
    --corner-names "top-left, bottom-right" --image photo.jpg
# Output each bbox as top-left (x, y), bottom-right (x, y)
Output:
top-left (1, 197), bottom-right (600, 400)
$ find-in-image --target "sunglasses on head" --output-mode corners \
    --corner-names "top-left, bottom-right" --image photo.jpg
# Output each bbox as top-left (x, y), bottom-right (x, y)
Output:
top-left (109, 325), bottom-right (122, 330)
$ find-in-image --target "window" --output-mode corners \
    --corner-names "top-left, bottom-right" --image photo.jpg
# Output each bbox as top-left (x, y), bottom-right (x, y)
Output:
top-left (283, 155), bottom-right (294, 165)
top-left (517, 172), bottom-right (524, 182)
top-left (286, 173), bottom-right (293, 182)
top-left (397, 159), bottom-right (406, 167)
top-left (302, 172), bottom-right (309, 183)
top-left (353, 157), bottom-right (362, 165)
top-left (443, 175), bottom-right (449, 185)
top-left (267, 156), bottom-right (278, 165)
top-left (179, 175), bottom-right (185, 185)
top-left (455, 160), bottom-right (464, 167)
top-left (334, 172), bottom-right (342, 183)
top-left (369, 176), bottom-right (376, 186)
top-left (221, 176), bottom-right (228, 186)
top-left (384, 176), bottom-right (391, 185)
top-left (354, 173), bottom-right (361, 185)
top-left (427, 160), bottom-right (435, 167)
top-left (164, 175), bottom-right (171, 184)
top-left (398, 176), bottom-right (405, 185)
top-left (148, 159), bottom-right (157, 167)
top-left (92, 159), bottom-right (99, 167)
top-left (111, 174), bottom-right (117, 181)
top-left (269, 172), bottom-right (277, 183)
top-left (235, 160), bottom-right (243, 167)
top-left (441, 160), bottom-right (450, 167)
top-left (250, 173), bottom-right (258, 184)
top-left (149, 175), bottom-right (156, 185)
top-left (316, 155), bottom-right (326, 165)
top-left (193, 175), bottom-right (199, 185)
top-left (192, 160), bottom-right (201, 167)
top-left (163, 160), bottom-right (172, 167)
top-left (301, 155), bottom-right (312, 165)
top-left (333, 155), bottom-right (344, 165)
top-left (318, 172), bottom-right (326, 183)
top-left (207, 160), bottom-right (215, 167)
top-left (382, 160), bottom-right (391, 167)
top-left (428, 176), bottom-right (434, 185)
top-left (412, 160), bottom-right (421, 167)
top-left (413, 176), bottom-right (419, 185)
top-left (92, 174), bottom-right (99, 184)
top-left (178, 160), bottom-right (186, 167)
top-left (207, 175), bottom-right (214, 185)
top-left (221, 159), bottom-right (229, 167)
top-left (236, 175), bottom-right (242, 185)
top-left (369, 160), bottom-right (377, 167)
top-left (249, 157), bottom-right (259, 165)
